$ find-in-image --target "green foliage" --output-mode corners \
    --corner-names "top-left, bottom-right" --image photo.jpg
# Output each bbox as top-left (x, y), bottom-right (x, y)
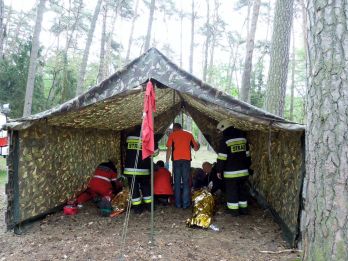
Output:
top-left (206, 64), bottom-right (239, 98)
top-left (0, 169), bottom-right (6, 185)
top-left (44, 52), bottom-right (79, 108)
top-left (0, 41), bottom-right (45, 118)
top-left (250, 59), bottom-right (266, 108)
top-left (284, 95), bottom-right (305, 123)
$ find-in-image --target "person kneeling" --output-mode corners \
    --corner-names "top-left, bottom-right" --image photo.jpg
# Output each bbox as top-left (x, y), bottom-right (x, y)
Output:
top-left (73, 160), bottom-right (123, 217)
top-left (154, 160), bottom-right (173, 205)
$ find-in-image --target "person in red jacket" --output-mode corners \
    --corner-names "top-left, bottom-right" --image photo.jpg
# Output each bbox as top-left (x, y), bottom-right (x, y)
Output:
top-left (75, 160), bottom-right (123, 208)
top-left (154, 160), bottom-right (174, 205)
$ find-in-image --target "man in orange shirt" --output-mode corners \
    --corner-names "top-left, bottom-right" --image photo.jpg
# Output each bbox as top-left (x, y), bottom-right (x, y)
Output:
top-left (166, 123), bottom-right (200, 208)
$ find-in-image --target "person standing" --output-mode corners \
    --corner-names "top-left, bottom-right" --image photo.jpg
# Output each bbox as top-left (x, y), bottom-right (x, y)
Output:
top-left (216, 119), bottom-right (251, 216)
top-left (123, 126), bottom-right (158, 214)
top-left (166, 123), bottom-right (200, 209)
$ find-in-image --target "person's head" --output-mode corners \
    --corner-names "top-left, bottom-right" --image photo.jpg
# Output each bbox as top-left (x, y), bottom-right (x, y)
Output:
top-left (173, 123), bottom-right (182, 131)
top-left (202, 162), bottom-right (212, 174)
top-left (156, 160), bottom-right (165, 168)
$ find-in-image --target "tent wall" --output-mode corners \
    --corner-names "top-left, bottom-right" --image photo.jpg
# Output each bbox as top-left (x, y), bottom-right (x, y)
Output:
top-left (248, 130), bottom-right (304, 245)
top-left (6, 123), bottom-right (120, 227)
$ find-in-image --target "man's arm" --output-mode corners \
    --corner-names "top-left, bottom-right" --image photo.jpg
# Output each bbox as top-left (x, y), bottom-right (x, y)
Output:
top-left (191, 134), bottom-right (200, 151)
top-left (166, 146), bottom-right (171, 162)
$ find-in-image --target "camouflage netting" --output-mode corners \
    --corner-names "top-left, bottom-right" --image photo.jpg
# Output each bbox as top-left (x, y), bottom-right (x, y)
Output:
top-left (248, 130), bottom-right (304, 243)
top-left (12, 124), bottom-right (120, 224)
top-left (4, 48), bottom-right (305, 246)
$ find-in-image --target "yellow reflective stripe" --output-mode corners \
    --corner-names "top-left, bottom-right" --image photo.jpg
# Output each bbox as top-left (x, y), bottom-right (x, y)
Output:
top-left (226, 138), bottom-right (246, 146)
top-left (143, 196), bottom-right (152, 203)
top-left (224, 169), bottom-right (249, 178)
top-left (127, 139), bottom-right (142, 143)
top-left (217, 153), bottom-right (227, 160)
top-left (127, 136), bottom-right (141, 141)
top-left (124, 168), bottom-right (150, 175)
top-left (124, 171), bottom-right (150, 175)
top-left (239, 201), bottom-right (248, 208)
top-left (227, 203), bottom-right (239, 210)
top-left (131, 197), bottom-right (142, 205)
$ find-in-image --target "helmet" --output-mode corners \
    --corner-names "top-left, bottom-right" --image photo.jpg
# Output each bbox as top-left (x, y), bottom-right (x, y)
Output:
top-left (217, 119), bottom-right (233, 132)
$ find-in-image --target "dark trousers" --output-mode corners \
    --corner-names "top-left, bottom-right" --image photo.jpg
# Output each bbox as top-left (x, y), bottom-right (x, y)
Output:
top-left (126, 175), bottom-right (151, 205)
top-left (173, 160), bottom-right (191, 208)
top-left (225, 177), bottom-right (248, 211)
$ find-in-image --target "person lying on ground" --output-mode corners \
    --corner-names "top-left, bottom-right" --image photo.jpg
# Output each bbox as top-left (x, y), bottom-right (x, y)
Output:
top-left (154, 160), bottom-right (173, 205)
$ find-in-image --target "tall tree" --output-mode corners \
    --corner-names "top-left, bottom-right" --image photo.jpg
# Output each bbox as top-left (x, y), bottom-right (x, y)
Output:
top-left (303, 0), bottom-right (348, 260)
top-left (76, 0), bottom-right (102, 96)
top-left (125, 0), bottom-right (139, 62)
top-left (189, 0), bottom-right (195, 74)
top-left (144, 0), bottom-right (156, 51)
top-left (289, 24), bottom-right (295, 121)
top-left (202, 0), bottom-right (210, 82)
top-left (0, 0), bottom-right (4, 60)
top-left (240, 0), bottom-right (261, 103)
top-left (264, 0), bottom-right (294, 116)
top-left (23, 0), bottom-right (46, 117)
top-left (98, 3), bottom-right (107, 83)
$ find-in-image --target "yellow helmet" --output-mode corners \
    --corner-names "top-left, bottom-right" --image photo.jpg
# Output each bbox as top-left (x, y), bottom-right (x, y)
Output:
top-left (217, 119), bottom-right (233, 132)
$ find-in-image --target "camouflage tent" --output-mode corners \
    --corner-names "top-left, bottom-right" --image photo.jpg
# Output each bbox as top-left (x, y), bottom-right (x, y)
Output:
top-left (4, 48), bottom-right (305, 246)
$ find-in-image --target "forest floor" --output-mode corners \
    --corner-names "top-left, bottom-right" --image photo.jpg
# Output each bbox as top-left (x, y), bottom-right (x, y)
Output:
top-left (0, 154), bottom-right (301, 261)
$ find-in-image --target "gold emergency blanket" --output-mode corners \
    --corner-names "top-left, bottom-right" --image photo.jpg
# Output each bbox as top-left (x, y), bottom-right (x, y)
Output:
top-left (111, 187), bottom-right (129, 212)
top-left (186, 189), bottom-right (215, 228)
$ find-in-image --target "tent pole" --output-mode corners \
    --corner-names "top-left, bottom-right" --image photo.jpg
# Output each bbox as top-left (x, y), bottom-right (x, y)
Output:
top-left (150, 108), bottom-right (155, 245)
top-left (150, 154), bottom-right (154, 244)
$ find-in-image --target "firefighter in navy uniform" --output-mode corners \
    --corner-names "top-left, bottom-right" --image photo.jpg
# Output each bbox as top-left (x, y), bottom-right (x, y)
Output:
top-left (216, 119), bottom-right (251, 217)
top-left (123, 126), bottom-right (159, 214)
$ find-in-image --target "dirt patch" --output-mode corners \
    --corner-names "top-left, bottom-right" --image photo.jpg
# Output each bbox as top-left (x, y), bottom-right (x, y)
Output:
top-left (0, 189), bottom-right (300, 261)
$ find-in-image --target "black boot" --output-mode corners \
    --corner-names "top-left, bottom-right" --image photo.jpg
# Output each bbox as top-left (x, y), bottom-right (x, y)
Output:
top-left (230, 209), bottom-right (240, 217)
top-left (239, 208), bottom-right (249, 215)
top-left (132, 204), bottom-right (143, 214)
top-left (144, 203), bottom-right (154, 212)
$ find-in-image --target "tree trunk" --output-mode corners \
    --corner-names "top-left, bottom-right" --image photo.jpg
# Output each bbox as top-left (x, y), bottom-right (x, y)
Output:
top-left (240, 0), bottom-right (261, 103)
top-left (125, 0), bottom-right (139, 62)
top-left (0, 0), bottom-right (4, 60)
top-left (189, 0), bottom-right (195, 74)
top-left (144, 0), bottom-right (156, 51)
top-left (264, 0), bottom-right (294, 117)
top-left (105, 8), bottom-right (118, 75)
top-left (300, 0), bottom-right (308, 118)
top-left (179, 1), bottom-right (183, 68)
top-left (76, 0), bottom-right (102, 96)
top-left (98, 4), bottom-right (107, 83)
top-left (302, 1), bottom-right (348, 260)
top-left (202, 0), bottom-right (210, 82)
top-left (289, 25), bottom-right (295, 121)
top-left (23, 0), bottom-right (46, 117)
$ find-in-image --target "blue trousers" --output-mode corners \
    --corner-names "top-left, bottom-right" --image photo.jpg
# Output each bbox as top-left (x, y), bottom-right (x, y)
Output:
top-left (173, 160), bottom-right (191, 208)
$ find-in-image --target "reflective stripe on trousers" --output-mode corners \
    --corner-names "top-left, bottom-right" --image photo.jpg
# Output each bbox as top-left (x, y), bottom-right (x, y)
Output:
top-left (223, 169), bottom-right (249, 178)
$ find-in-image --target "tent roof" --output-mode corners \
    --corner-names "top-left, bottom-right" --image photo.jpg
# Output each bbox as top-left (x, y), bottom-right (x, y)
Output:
top-left (6, 48), bottom-right (304, 142)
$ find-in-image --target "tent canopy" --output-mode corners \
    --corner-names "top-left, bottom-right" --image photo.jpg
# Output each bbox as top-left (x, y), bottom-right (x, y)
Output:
top-left (5, 48), bottom-right (305, 247)
top-left (7, 48), bottom-right (303, 148)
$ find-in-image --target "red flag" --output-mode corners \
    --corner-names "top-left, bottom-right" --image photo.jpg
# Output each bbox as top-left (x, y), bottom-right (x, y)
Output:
top-left (142, 81), bottom-right (156, 160)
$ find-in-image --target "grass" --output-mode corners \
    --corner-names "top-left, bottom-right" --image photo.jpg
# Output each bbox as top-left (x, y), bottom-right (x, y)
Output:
top-left (0, 157), bottom-right (7, 185)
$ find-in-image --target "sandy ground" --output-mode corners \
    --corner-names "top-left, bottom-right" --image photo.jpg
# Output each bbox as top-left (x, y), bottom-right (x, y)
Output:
top-left (0, 153), bottom-right (300, 261)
